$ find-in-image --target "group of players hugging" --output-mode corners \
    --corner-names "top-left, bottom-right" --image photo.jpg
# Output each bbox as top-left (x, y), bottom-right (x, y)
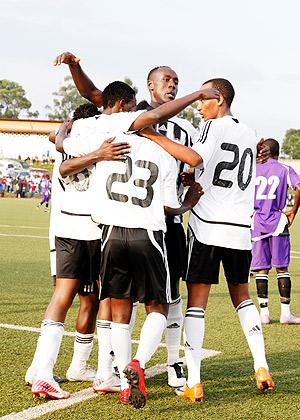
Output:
top-left (25, 51), bottom-right (300, 409)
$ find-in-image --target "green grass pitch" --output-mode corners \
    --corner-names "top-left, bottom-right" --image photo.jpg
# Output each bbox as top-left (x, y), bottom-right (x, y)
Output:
top-left (0, 197), bottom-right (300, 419)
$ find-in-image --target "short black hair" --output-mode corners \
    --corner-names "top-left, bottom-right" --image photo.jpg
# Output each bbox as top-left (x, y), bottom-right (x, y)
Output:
top-left (147, 66), bottom-right (174, 81)
top-left (264, 138), bottom-right (280, 158)
top-left (203, 78), bottom-right (235, 107)
top-left (73, 103), bottom-right (100, 121)
top-left (102, 81), bottom-right (136, 109)
top-left (136, 100), bottom-right (151, 111)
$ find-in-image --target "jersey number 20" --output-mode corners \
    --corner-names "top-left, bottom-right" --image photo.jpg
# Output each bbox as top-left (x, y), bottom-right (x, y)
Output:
top-left (213, 143), bottom-right (254, 190)
top-left (106, 156), bottom-right (159, 208)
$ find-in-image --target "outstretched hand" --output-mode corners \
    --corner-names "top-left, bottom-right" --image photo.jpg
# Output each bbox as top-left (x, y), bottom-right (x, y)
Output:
top-left (198, 88), bottom-right (220, 101)
top-left (53, 52), bottom-right (80, 66)
top-left (96, 138), bottom-right (131, 161)
top-left (183, 182), bottom-right (204, 209)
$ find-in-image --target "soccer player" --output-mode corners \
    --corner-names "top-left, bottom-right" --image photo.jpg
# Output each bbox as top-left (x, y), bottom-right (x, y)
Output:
top-left (138, 78), bottom-right (274, 401)
top-left (56, 80), bottom-right (216, 408)
top-left (251, 138), bottom-right (300, 324)
top-left (29, 104), bottom-right (130, 399)
top-left (36, 174), bottom-right (51, 211)
top-left (53, 52), bottom-right (197, 387)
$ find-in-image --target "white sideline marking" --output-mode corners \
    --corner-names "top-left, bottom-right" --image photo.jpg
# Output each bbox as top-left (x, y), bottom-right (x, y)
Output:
top-left (0, 323), bottom-right (174, 349)
top-left (0, 224), bottom-right (48, 230)
top-left (0, 233), bottom-right (48, 239)
top-left (0, 323), bottom-right (220, 420)
top-left (291, 256), bottom-right (300, 259)
top-left (1, 354), bottom-right (221, 420)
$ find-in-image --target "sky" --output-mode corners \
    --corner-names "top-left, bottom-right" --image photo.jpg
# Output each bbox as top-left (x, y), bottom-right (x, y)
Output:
top-left (1, 0), bottom-right (300, 142)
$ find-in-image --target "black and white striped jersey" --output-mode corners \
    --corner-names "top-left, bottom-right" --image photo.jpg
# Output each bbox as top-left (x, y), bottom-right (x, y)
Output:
top-left (154, 116), bottom-right (197, 223)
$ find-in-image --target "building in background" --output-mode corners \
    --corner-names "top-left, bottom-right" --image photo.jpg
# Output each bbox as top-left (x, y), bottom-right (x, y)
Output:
top-left (0, 119), bottom-right (61, 160)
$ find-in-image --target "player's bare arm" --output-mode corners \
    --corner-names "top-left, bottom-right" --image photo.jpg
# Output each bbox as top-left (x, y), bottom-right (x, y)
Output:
top-left (138, 126), bottom-right (202, 167)
top-left (283, 183), bottom-right (300, 226)
top-left (130, 88), bottom-right (219, 132)
top-left (165, 182), bottom-right (203, 216)
top-left (55, 121), bottom-right (73, 152)
top-left (53, 51), bottom-right (102, 107)
top-left (59, 139), bottom-right (131, 178)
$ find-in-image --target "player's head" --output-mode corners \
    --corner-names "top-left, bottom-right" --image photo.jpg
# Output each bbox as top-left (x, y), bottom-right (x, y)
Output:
top-left (264, 138), bottom-right (280, 158)
top-left (73, 103), bottom-right (100, 121)
top-left (136, 100), bottom-right (151, 111)
top-left (198, 78), bottom-right (234, 121)
top-left (102, 81), bottom-right (137, 112)
top-left (147, 66), bottom-right (179, 105)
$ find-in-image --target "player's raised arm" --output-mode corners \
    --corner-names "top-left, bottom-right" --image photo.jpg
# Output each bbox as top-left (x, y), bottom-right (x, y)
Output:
top-left (129, 88), bottom-right (219, 132)
top-left (138, 126), bottom-right (203, 167)
top-left (165, 182), bottom-right (203, 216)
top-left (53, 51), bottom-right (102, 107)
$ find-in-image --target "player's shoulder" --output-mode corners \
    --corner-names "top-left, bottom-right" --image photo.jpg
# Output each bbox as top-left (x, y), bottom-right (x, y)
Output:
top-left (169, 115), bottom-right (197, 136)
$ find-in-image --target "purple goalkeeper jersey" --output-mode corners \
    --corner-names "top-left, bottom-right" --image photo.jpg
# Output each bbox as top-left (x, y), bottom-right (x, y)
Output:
top-left (252, 159), bottom-right (300, 240)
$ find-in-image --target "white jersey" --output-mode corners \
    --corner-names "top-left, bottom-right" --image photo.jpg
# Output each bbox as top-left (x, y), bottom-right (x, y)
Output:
top-left (154, 115), bottom-right (197, 223)
top-left (63, 111), bottom-right (180, 232)
top-left (189, 116), bottom-right (257, 250)
top-left (54, 118), bottom-right (102, 240)
top-left (49, 149), bottom-right (64, 276)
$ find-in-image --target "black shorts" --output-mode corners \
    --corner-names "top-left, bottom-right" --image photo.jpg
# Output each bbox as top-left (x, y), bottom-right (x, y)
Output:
top-left (165, 222), bottom-right (187, 301)
top-left (100, 226), bottom-right (171, 304)
top-left (185, 236), bottom-right (252, 285)
top-left (55, 236), bottom-right (101, 293)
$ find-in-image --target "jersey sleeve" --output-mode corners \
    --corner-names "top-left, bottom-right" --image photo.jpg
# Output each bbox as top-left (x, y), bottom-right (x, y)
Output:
top-left (117, 110), bottom-right (146, 133)
top-left (63, 119), bottom-right (95, 156)
top-left (288, 166), bottom-right (300, 189)
top-left (191, 120), bottom-right (218, 168)
top-left (162, 157), bottom-right (181, 208)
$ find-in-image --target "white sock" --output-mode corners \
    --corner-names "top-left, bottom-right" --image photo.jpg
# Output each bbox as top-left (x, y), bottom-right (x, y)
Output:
top-left (135, 312), bottom-right (167, 369)
top-left (69, 331), bottom-right (94, 370)
top-left (28, 333), bottom-right (43, 372)
top-left (280, 302), bottom-right (291, 317)
top-left (165, 299), bottom-right (183, 365)
top-left (36, 320), bottom-right (64, 380)
top-left (129, 301), bottom-right (138, 333)
top-left (96, 320), bottom-right (113, 381)
top-left (111, 322), bottom-right (131, 390)
top-left (183, 307), bottom-right (205, 388)
top-left (236, 300), bottom-right (268, 372)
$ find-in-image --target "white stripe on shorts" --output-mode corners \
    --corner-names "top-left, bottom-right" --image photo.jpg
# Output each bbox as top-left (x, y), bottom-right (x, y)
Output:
top-left (147, 230), bottom-right (172, 303)
top-left (186, 233), bottom-right (195, 278)
top-left (101, 225), bottom-right (113, 252)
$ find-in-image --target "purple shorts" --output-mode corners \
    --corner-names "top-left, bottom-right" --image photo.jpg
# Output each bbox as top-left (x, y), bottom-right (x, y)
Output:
top-left (251, 235), bottom-right (290, 270)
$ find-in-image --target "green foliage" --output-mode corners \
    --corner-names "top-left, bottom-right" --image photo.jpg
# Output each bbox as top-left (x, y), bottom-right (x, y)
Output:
top-left (0, 79), bottom-right (39, 119)
top-left (124, 77), bottom-right (138, 94)
top-left (46, 76), bottom-right (87, 120)
top-left (177, 102), bottom-right (201, 128)
top-left (282, 128), bottom-right (300, 159)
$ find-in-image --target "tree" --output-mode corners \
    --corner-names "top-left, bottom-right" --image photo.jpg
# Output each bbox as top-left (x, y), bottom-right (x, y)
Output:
top-left (124, 77), bottom-right (138, 94)
top-left (46, 76), bottom-right (87, 120)
top-left (0, 79), bottom-right (39, 118)
top-left (282, 129), bottom-right (300, 159)
top-left (177, 102), bottom-right (201, 128)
